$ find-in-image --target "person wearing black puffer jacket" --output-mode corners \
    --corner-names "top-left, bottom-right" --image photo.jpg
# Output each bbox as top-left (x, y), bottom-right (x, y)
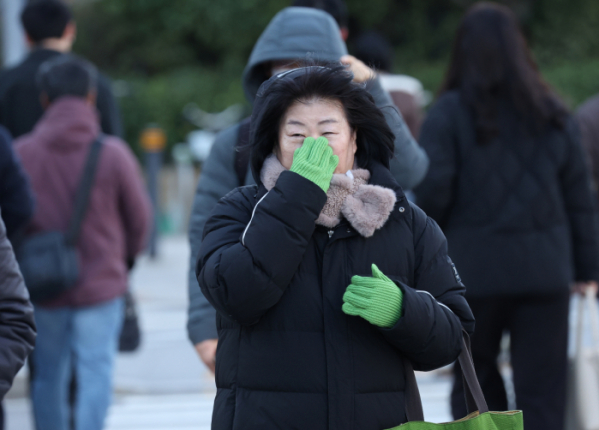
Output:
top-left (414, 4), bottom-right (599, 430)
top-left (0, 210), bottom-right (36, 399)
top-left (187, 7), bottom-right (430, 372)
top-left (195, 64), bottom-right (474, 430)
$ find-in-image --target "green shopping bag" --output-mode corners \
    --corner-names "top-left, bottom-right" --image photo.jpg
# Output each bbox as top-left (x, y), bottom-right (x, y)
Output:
top-left (387, 330), bottom-right (523, 430)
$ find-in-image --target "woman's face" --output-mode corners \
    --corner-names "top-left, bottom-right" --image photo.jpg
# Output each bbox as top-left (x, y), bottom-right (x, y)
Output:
top-left (276, 98), bottom-right (357, 174)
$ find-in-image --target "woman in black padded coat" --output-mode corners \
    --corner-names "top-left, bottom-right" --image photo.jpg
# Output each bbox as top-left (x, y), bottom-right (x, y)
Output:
top-left (196, 64), bottom-right (474, 430)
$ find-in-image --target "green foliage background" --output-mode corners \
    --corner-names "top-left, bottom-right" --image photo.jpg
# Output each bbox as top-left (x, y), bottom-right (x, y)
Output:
top-left (72, 0), bottom-right (599, 151)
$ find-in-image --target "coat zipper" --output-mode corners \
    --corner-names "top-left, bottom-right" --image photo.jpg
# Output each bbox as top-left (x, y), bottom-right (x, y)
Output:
top-left (328, 229), bottom-right (334, 239)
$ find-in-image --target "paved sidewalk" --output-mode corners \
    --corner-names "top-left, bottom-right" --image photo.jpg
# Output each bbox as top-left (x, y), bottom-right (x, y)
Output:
top-left (4, 235), bottom-right (454, 429)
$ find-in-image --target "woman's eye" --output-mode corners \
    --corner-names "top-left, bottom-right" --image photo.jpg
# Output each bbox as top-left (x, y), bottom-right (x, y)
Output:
top-left (292, 134), bottom-right (304, 138)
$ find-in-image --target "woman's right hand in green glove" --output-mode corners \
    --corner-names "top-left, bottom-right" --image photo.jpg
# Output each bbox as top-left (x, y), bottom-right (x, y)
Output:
top-left (290, 137), bottom-right (339, 193)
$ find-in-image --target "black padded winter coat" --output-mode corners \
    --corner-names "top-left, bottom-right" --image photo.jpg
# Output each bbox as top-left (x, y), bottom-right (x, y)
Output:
top-left (415, 91), bottom-right (599, 297)
top-left (0, 211), bottom-right (36, 398)
top-left (196, 161), bottom-right (474, 430)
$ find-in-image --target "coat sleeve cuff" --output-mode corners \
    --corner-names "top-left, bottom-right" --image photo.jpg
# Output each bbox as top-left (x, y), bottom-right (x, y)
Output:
top-left (378, 282), bottom-right (434, 352)
top-left (187, 311), bottom-right (218, 345)
top-left (377, 282), bottom-right (464, 371)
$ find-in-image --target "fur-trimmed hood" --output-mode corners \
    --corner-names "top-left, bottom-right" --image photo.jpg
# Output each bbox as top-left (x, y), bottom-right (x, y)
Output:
top-left (260, 154), bottom-right (396, 237)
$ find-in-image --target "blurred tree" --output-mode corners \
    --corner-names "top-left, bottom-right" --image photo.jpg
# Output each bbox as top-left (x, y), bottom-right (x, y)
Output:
top-left (72, 0), bottom-right (599, 148)
top-left (74, 0), bottom-right (287, 150)
top-left (344, 0), bottom-right (599, 64)
top-left (74, 0), bottom-right (286, 75)
top-left (75, 0), bottom-right (599, 82)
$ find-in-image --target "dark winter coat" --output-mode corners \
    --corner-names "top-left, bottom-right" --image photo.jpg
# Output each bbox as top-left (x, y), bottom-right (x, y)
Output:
top-left (187, 6), bottom-right (430, 346)
top-left (0, 126), bottom-right (34, 237)
top-left (196, 161), bottom-right (474, 430)
top-left (15, 97), bottom-right (151, 307)
top-left (0, 211), bottom-right (36, 399)
top-left (0, 49), bottom-right (123, 139)
top-left (415, 91), bottom-right (599, 298)
top-left (576, 94), bottom-right (599, 204)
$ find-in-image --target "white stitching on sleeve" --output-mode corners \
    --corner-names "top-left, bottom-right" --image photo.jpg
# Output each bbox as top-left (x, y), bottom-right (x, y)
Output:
top-left (241, 192), bottom-right (269, 246)
top-left (415, 289), bottom-right (454, 313)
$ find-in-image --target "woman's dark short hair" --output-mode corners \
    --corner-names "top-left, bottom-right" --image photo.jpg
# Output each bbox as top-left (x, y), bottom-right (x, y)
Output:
top-left (21, 0), bottom-right (72, 43)
top-left (37, 55), bottom-right (98, 103)
top-left (249, 63), bottom-right (395, 179)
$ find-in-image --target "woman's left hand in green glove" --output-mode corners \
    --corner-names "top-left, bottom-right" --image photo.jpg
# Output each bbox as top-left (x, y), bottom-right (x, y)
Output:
top-left (342, 264), bottom-right (403, 328)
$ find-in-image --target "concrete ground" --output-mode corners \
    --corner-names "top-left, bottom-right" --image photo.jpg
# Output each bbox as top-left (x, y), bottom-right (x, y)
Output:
top-left (4, 235), bottom-right (455, 430)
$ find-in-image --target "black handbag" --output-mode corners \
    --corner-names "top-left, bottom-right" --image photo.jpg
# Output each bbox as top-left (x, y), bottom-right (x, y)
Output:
top-left (16, 137), bottom-right (103, 303)
top-left (119, 290), bottom-right (141, 352)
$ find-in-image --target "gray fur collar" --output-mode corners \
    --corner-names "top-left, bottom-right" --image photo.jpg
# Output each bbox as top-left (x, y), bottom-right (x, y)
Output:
top-left (260, 154), bottom-right (397, 237)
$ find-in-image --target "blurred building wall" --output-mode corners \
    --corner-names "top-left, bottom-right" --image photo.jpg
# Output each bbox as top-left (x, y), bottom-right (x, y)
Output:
top-left (1, 0), bottom-right (27, 67)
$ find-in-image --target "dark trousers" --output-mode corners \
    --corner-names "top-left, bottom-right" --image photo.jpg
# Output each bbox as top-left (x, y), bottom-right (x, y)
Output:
top-left (451, 292), bottom-right (570, 430)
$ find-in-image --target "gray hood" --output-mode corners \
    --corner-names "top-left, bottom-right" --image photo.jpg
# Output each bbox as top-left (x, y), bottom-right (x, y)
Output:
top-left (242, 7), bottom-right (347, 104)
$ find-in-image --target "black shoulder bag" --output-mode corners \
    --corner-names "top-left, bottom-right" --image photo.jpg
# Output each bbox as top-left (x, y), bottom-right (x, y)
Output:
top-left (17, 137), bottom-right (103, 303)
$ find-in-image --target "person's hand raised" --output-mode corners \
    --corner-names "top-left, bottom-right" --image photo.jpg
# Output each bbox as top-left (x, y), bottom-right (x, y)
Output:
top-left (290, 137), bottom-right (339, 193)
top-left (340, 55), bottom-right (376, 83)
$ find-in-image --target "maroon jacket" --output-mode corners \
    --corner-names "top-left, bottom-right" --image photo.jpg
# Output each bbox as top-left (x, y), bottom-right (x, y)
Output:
top-left (15, 97), bottom-right (151, 308)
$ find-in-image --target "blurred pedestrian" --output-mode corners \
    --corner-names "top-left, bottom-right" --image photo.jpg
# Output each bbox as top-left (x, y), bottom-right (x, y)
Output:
top-left (14, 55), bottom-right (151, 430)
top-left (0, 126), bottom-right (34, 238)
top-left (414, 4), bottom-right (599, 430)
top-left (0, 0), bottom-right (123, 139)
top-left (576, 94), bottom-right (599, 199)
top-left (353, 30), bottom-right (425, 140)
top-left (187, 6), bottom-right (429, 373)
top-left (196, 64), bottom-right (474, 430)
top-left (0, 211), bottom-right (36, 427)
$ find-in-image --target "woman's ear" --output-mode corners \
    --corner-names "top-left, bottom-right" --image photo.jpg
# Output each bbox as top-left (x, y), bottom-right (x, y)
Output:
top-left (351, 129), bottom-right (358, 155)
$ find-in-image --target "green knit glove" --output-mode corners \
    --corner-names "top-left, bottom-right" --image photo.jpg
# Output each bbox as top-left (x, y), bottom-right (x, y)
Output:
top-left (289, 137), bottom-right (339, 193)
top-left (342, 264), bottom-right (403, 328)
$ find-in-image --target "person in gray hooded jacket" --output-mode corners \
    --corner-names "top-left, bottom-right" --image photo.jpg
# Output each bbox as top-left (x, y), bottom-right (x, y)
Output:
top-left (187, 6), bottom-right (429, 371)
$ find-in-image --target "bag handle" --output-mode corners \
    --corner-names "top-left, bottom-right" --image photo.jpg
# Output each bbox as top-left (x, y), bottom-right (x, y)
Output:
top-left (402, 356), bottom-right (424, 421)
top-left (403, 329), bottom-right (489, 422)
top-left (65, 137), bottom-right (103, 246)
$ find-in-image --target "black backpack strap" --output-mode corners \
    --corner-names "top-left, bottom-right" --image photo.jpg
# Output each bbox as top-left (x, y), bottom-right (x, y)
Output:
top-left (65, 136), bottom-right (104, 246)
top-left (234, 117), bottom-right (252, 186)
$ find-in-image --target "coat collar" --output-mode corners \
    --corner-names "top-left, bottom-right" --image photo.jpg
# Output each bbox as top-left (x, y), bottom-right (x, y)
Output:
top-left (367, 160), bottom-right (405, 199)
top-left (26, 48), bottom-right (61, 64)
